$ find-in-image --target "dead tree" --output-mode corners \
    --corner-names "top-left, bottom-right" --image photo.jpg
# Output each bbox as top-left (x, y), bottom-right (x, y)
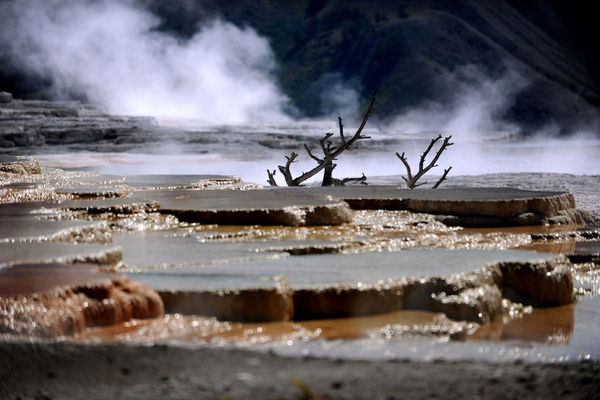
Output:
top-left (266, 169), bottom-right (277, 186)
top-left (396, 134), bottom-right (453, 189)
top-left (267, 90), bottom-right (376, 186)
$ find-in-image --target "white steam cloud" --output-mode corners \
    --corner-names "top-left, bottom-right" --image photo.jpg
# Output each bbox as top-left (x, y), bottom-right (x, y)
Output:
top-left (385, 66), bottom-right (528, 139)
top-left (317, 73), bottom-right (361, 121)
top-left (1, 0), bottom-right (291, 123)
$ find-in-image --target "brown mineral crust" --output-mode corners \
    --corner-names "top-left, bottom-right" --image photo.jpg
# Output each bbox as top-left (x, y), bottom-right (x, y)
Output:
top-left (0, 159), bottom-right (41, 175)
top-left (62, 201), bottom-right (158, 215)
top-left (62, 247), bottom-right (123, 266)
top-left (436, 213), bottom-right (546, 227)
top-left (303, 203), bottom-right (353, 225)
top-left (161, 202), bottom-right (352, 226)
top-left (1, 265), bottom-right (164, 338)
top-left (288, 259), bottom-right (571, 323)
top-left (529, 193), bottom-right (577, 217)
top-left (405, 198), bottom-right (529, 218)
top-left (427, 285), bottom-right (503, 324)
top-left (291, 272), bottom-right (502, 323)
top-left (77, 279), bottom-right (163, 327)
top-left (68, 191), bottom-right (126, 200)
top-left (339, 191), bottom-right (575, 217)
top-left (500, 260), bottom-right (575, 307)
top-left (152, 257), bottom-right (575, 324)
top-left (292, 286), bottom-right (405, 320)
top-left (547, 208), bottom-right (597, 225)
top-left (401, 272), bottom-right (503, 324)
top-left (338, 190), bottom-right (583, 226)
top-left (159, 288), bottom-right (293, 322)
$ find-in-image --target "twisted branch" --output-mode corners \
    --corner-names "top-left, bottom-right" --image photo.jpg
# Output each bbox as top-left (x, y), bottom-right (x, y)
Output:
top-left (332, 172), bottom-right (368, 186)
top-left (277, 152), bottom-right (298, 186)
top-left (433, 166), bottom-right (452, 189)
top-left (266, 169), bottom-right (278, 186)
top-left (396, 134), bottom-right (453, 189)
top-left (274, 90), bottom-right (377, 186)
top-left (338, 116), bottom-right (345, 145)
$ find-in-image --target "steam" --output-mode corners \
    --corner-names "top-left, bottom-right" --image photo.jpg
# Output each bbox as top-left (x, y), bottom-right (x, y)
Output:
top-left (0, 0), bottom-right (290, 123)
top-left (385, 66), bottom-right (528, 139)
top-left (2, 0), bottom-right (598, 179)
top-left (316, 73), bottom-right (362, 121)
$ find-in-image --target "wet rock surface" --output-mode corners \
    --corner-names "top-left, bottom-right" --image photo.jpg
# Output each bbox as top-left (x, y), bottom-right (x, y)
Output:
top-left (1, 161), bottom-right (600, 400)
top-left (0, 155), bottom-right (41, 174)
top-left (130, 250), bottom-right (571, 323)
top-left (0, 242), bottom-right (121, 267)
top-left (0, 263), bottom-right (163, 338)
top-left (0, 166), bottom-right (594, 329)
top-left (0, 99), bottom-right (160, 151)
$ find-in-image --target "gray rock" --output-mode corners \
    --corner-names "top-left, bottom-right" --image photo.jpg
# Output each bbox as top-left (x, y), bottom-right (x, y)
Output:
top-left (0, 92), bottom-right (12, 103)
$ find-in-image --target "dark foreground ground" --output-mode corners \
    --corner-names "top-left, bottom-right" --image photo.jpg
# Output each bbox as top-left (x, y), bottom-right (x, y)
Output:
top-left (1, 341), bottom-right (598, 400)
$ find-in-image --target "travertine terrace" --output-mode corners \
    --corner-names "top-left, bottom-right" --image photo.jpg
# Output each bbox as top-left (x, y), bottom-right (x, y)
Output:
top-left (0, 156), bottom-right (595, 337)
top-left (0, 99), bottom-right (599, 399)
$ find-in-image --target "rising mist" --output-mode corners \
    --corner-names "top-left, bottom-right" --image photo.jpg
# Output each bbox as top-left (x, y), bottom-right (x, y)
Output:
top-left (0, 0), bottom-right (291, 123)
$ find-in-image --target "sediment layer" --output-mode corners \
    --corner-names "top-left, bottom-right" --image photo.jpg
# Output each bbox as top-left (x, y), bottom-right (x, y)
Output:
top-left (0, 264), bottom-right (163, 338)
top-left (160, 287), bottom-right (293, 322)
top-left (163, 202), bottom-right (353, 226)
top-left (304, 186), bottom-right (585, 227)
top-left (157, 256), bottom-right (574, 324)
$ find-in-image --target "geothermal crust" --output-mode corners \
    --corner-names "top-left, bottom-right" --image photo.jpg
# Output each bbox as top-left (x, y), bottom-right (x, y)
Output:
top-left (0, 163), bottom-right (586, 339)
top-left (0, 264), bottom-right (164, 338)
top-left (158, 257), bottom-right (574, 325)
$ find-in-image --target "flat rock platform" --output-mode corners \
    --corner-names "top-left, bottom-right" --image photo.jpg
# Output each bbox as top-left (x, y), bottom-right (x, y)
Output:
top-left (130, 249), bottom-right (572, 323)
top-left (125, 184), bottom-right (580, 227)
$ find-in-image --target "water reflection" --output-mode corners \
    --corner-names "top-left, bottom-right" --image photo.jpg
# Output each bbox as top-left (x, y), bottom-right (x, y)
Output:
top-left (471, 304), bottom-right (575, 344)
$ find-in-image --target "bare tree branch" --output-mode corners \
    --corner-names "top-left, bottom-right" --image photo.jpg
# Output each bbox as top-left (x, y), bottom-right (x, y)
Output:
top-left (419, 135), bottom-right (441, 171)
top-left (396, 152), bottom-right (413, 182)
top-left (278, 152), bottom-right (298, 186)
top-left (332, 172), bottom-right (368, 186)
top-left (397, 135), bottom-right (453, 188)
top-left (319, 132), bottom-right (335, 155)
top-left (269, 90), bottom-right (377, 186)
top-left (266, 169), bottom-right (278, 186)
top-left (338, 116), bottom-right (345, 145)
top-left (288, 90), bottom-right (377, 186)
top-left (304, 144), bottom-right (323, 163)
top-left (432, 166), bottom-right (452, 189)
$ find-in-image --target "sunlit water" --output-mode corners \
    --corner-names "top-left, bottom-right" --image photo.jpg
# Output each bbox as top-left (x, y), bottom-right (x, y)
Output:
top-left (15, 121), bottom-right (600, 361)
